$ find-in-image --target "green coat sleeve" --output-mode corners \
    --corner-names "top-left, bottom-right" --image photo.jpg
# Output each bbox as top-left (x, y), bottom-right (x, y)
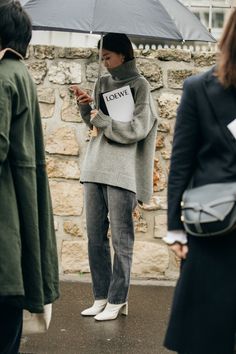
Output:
top-left (0, 80), bottom-right (11, 173)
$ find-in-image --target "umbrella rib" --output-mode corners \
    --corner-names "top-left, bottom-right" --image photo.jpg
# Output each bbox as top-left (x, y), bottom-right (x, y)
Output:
top-left (91, 0), bottom-right (99, 34)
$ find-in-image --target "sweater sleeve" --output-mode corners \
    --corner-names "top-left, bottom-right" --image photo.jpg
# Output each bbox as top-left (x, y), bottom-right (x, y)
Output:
top-left (90, 79), bottom-right (158, 144)
top-left (78, 103), bottom-right (93, 129)
top-left (0, 80), bottom-right (11, 175)
top-left (163, 230), bottom-right (188, 245)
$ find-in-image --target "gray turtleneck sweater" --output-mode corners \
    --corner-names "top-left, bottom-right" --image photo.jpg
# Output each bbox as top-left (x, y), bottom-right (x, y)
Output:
top-left (79, 59), bottom-right (158, 203)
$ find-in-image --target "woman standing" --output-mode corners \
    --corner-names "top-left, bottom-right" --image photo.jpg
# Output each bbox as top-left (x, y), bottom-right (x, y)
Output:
top-left (71, 33), bottom-right (158, 321)
top-left (0, 1), bottom-right (59, 352)
top-left (164, 9), bottom-right (236, 354)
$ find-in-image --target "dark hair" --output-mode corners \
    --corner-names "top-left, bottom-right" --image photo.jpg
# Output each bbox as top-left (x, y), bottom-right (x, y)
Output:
top-left (216, 9), bottom-right (236, 88)
top-left (98, 33), bottom-right (134, 62)
top-left (0, 0), bottom-right (32, 57)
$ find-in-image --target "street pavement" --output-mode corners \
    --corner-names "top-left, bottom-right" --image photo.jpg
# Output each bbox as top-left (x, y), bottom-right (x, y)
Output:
top-left (20, 279), bottom-right (176, 354)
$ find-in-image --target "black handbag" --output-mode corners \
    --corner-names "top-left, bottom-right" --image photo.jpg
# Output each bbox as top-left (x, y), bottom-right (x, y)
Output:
top-left (181, 182), bottom-right (236, 236)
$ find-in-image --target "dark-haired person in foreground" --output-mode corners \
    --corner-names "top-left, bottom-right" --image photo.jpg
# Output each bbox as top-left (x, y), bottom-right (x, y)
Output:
top-left (71, 33), bottom-right (158, 321)
top-left (0, 1), bottom-right (59, 353)
top-left (163, 8), bottom-right (236, 354)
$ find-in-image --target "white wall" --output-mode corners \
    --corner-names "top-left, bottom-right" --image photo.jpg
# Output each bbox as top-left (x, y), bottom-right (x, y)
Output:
top-left (31, 31), bottom-right (100, 48)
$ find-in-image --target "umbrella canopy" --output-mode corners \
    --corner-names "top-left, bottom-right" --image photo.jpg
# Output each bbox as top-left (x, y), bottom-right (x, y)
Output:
top-left (22, 0), bottom-right (216, 43)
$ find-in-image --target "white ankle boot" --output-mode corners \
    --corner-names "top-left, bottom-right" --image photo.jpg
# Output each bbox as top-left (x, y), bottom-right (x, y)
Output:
top-left (81, 299), bottom-right (107, 316)
top-left (94, 302), bottom-right (128, 321)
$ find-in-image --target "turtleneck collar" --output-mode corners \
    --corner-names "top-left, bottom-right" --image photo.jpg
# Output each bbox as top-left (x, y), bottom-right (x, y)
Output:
top-left (107, 59), bottom-right (140, 81)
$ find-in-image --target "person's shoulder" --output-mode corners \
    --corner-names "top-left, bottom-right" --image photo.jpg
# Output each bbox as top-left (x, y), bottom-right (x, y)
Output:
top-left (0, 60), bottom-right (37, 95)
top-left (135, 74), bottom-right (148, 84)
top-left (0, 58), bottom-right (27, 78)
top-left (133, 75), bottom-right (150, 90)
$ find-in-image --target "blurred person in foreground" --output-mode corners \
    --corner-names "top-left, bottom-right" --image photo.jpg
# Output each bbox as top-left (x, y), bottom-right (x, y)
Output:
top-left (71, 33), bottom-right (158, 321)
top-left (0, 1), bottom-right (59, 353)
top-left (163, 9), bottom-right (236, 354)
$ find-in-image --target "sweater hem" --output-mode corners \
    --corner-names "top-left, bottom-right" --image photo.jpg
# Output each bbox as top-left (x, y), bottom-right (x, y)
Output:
top-left (80, 170), bottom-right (152, 203)
top-left (80, 170), bottom-right (136, 194)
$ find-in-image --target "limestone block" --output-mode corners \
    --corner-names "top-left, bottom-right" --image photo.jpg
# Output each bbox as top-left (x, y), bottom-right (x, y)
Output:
top-left (54, 219), bottom-right (59, 231)
top-left (37, 87), bottom-right (55, 119)
top-left (167, 247), bottom-right (182, 277)
top-left (167, 69), bottom-right (195, 89)
top-left (161, 147), bottom-right (172, 160)
top-left (165, 160), bottom-right (170, 175)
top-left (157, 93), bottom-right (180, 120)
top-left (26, 60), bottom-right (47, 84)
top-left (141, 196), bottom-right (167, 211)
top-left (193, 52), bottom-right (216, 67)
top-left (48, 61), bottom-right (82, 84)
top-left (60, 88), bottom-right (82, 123)
top-left (63, 220), bottom-right (83, 237)
top-left (139, 48), bottom-right (153, 57)
top-left (41, 121), bottom-right (47, 137)
top-left (156, 134), bottom-right (165, 149)
top-left (61, 240), bottom-right (89, 273)
top-left (153, 158), bottom-right (167, 192)
top-left (38, 87), bottom-right (55, 104)
top-left (132, 241), bottom-right (169, 276)
top-left (133, 208), bottom-right (148, 233)
top-left (39, 104), bottom-right (55, 119)
top-left (86, 62), bottom-right (106, 82)
top-left (137, 59), bottom-right (163, 89)
top-left (58, 47), bottom-right (93, 59)
top-left (156, 48), bottom-right (191, 62)
top-left (154, 214), bottom-right (167, 239)
top-left (157, 120), bottom-right (171, 133)
top-left (33, 45), bottom-right (55, 59)
top-left (49, 181), bottom-right (83, 216)
top-left (46, 156), bottom-right (80, 179)
top-left (46, 126), bottom-right (79, 156)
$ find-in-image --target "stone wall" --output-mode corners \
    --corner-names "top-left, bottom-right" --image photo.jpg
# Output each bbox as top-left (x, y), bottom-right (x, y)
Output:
top-left (26, 45), bottom-right (216, 280)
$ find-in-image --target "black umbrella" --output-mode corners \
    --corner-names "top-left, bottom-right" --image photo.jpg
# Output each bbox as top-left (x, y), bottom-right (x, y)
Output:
top-left (22, 0), bottom-right (215, 43)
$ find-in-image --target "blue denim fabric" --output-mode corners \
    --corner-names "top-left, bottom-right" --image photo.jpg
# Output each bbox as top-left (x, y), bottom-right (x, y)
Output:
top-left (84, 183), bottom-right (137, 304)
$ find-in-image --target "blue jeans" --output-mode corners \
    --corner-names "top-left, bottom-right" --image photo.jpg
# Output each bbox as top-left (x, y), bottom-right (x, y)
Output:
top-left (0, 297), bottom-right (23, 354)
top-left (84, 183), bottom-right (137, 304)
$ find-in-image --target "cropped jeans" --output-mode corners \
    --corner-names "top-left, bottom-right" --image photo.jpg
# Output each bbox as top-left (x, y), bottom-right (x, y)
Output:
top-left (84, 183), bottom-right (137, 304)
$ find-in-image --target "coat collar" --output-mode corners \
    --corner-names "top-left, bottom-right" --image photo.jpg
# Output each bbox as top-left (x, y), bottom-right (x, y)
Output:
top-left (0, 48), bottom-right (24, 60)
top-left (203, 66), bottom-right (236, 152)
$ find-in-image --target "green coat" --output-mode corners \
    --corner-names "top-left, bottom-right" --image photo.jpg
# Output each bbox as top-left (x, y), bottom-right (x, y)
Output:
top-left (0, 50), bottom-right (59, 312)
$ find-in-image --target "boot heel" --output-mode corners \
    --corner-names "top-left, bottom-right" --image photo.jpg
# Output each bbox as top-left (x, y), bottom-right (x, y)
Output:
top-left (94, 302), bottom-right (128, 321)
top-left (121, 303), bottom-right (128, 316)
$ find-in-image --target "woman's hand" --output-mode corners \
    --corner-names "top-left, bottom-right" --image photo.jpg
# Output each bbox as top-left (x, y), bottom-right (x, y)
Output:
top-left (70, 85), bottom-right (93, 105)
top-left (169, 242), bottom-right (188, 260)
top-left (90, 109), bottom-right (98, 120)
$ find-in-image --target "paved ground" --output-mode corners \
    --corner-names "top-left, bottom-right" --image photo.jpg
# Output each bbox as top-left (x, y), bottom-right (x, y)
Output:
top-left (20, 280), bottom-right (176, 354)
